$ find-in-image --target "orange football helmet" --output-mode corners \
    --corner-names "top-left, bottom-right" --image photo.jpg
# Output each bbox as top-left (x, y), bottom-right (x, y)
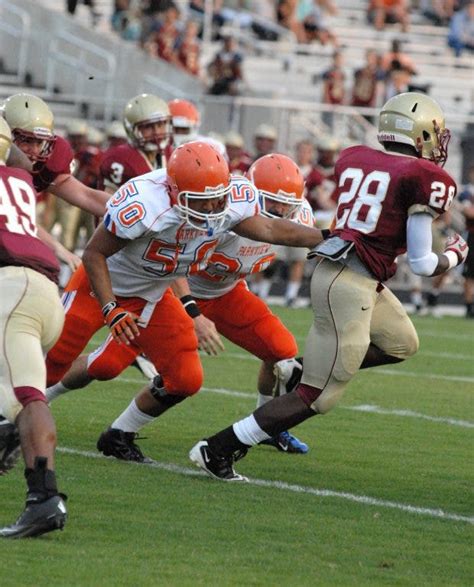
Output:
top-left (167, 140), bottom-right (231, 232)
top-left (168, 99), bottom-right (201, 146)
top-left (248, 154), bottom-right (304, 219)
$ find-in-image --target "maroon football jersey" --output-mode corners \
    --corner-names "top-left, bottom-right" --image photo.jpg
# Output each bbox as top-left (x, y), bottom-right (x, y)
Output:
top-left (0, 166), bottom-right (60, 283)
top-left (331, 146), bottom-right (457, 281)
top-left (100, 144), bottom-right (158, 191)
top-left (32, 136), bottom-right (74, 193)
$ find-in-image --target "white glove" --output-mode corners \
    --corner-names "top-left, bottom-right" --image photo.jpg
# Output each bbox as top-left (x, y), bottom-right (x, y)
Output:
top-left (444, 233), bottom-right (468, 267)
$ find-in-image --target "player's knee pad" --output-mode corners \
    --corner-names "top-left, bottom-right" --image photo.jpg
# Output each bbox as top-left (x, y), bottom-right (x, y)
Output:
top-left (298, 380), bottom-right (347, 415)
top-left (149, 375), bottom-right (187, 407)
top-left (87, 346), bottom-right (136, 381)
top-left (160, 353), bottom-right (204, 396)
top-left (379, 324), bottom-right (419, 361)
top-left (254, 318), bottom-right (298, 361)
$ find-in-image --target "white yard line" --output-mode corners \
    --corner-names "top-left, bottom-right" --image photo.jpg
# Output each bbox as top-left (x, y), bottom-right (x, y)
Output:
top-left (115, 377), bottom-right (474, 428)
top-left (57, 446), bottom-right (474, 525)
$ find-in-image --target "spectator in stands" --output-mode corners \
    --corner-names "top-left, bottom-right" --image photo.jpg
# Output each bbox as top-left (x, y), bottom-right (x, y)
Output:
top-left (322, 51), bottom-right (346, 106)
top-left (448, 2), bottom-right (474, 57)
top-left (112, 0), bottom-right (143, 41)
top-left (298, 0), bottom-right (339, 46)
top-left (351, 48), bottom-right (385, 110)
top-left (66, 0), bottom-right (101, 27)
top-left (381, 39), bottom-right (418, 76)
top-left (294, 139), bottom-right (326, 219)
top-left (277, 0), bottom-right (302, 41)
top-left (252, 124), bottom-right (278, 161)
top-left (189, 0), bottom-right (226, 37)
top-left (224, 131), bottom-right (252, 175)
top-left (175, 20), bottom-right (201, 77)
top-left (207, 35), bottom-right (244, 95)
top-left (368, 0), bottom-right (410, 33)
top-left (384, 60), bottom-right (413, 100)
top-left (420, 0), bottom-right (454, 26)
top-left (144, 3), bottom-right (182, 65)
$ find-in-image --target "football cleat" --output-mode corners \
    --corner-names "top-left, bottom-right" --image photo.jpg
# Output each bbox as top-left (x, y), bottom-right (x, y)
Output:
top-left (189, 440), bottom-right (248, 482)
top-left (260, 431), bottom-right (309, 454)
top-left (273, 358), bottom-right (303, 396)
top-left (132, 354), bottom-right (158, 379)
top-left (0, 417), bottom-right (21, 475)
top-left (0, 493), bottom-right (67, 539)
top-left (97, 428), bottom-right (153, 463)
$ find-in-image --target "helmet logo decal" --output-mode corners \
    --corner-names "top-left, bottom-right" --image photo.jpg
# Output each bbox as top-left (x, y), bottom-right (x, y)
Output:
top-left (395, 118), bottom-right (413, 131)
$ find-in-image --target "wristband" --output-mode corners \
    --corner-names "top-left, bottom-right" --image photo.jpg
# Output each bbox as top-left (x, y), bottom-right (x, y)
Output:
top-left (102, 300), bottom-right (118, 318)
top-left (444, 250), bottom-right (459, 270)
top-left (321, 229), bottom-right (331, 240)
top-left (180, 295), bottom-right (201, 318)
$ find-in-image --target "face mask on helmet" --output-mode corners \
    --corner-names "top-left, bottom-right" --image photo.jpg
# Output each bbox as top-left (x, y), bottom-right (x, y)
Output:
top-left (168, 99), bottom-right (201, 147)
top-left (377, 92), bottom-right (451, 167)
top-left (248, 154), bottom-right (304, 219)
top-left (2, 93), bottom-right (56, 163)
top-left (123, 94), bottom-right (172, 153)
top-left (167, 141), bottom-right (231, 234)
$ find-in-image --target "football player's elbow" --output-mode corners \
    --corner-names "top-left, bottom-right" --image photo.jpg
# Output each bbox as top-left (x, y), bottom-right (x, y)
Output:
top-left (408, 253), bottom-right (438, 276)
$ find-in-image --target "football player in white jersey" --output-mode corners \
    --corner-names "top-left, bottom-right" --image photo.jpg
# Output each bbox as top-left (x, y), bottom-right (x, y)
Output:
top-left (90, 154), bottom-right (315, 459)
top-left (43, 142), bottom-right (327, 460)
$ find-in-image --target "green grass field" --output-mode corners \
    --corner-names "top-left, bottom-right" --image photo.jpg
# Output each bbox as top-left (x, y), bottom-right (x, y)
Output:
top-left (1, 309), bottom-right (473, 586)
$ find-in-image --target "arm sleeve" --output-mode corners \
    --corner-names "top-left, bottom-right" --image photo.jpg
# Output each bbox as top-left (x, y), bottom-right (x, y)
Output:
top-left (406, 213), bottom-right (439, 276)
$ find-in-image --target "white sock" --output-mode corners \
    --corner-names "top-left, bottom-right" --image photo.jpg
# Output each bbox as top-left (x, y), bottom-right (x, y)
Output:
top-left (411, 291), bottom-right (422, 306)
top-left (256, 393), bottom-right (273, 409)
top-left (233, 414), bottom-right (270, 446)
top-left (45, 382), bottom-right (71, 403)
top-left (111, 399), bottom-right (155, 433)
top-left (285, 281), bottom-right (300, 301)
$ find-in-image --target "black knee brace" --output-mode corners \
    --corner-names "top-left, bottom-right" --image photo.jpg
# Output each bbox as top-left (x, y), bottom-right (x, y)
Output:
top-left (149, 375), bottom-right (186, 408)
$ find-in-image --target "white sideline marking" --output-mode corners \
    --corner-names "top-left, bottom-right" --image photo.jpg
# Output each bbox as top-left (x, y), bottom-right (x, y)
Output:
top-left (57, 446), bottom-right (474, 525)
top-left (115, 378), bottom-right (474, 429)
top-left (210, 350), bottom-right (473, 364)
top-left (349, 405), bottom-right (474, 428)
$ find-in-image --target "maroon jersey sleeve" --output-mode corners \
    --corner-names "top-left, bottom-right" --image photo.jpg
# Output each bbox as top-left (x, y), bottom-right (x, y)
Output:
top-left (404, 159), bottom-right (457, 219)
top-left (0, 167), bottom-right (60, 283)
top-left (100, 144), bottom-right (154, 191)
top-left (330, 146), bottom-right (457, 281)
top-left (32, 136), bottom-right (74, 192)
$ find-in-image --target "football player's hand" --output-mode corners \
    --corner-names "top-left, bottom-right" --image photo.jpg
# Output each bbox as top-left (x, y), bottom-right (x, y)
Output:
top-left (444, 233), bottom-right (468, 265)
top-left (56, 247), bottom-right (82, 272)
top-left (193, 315), bottom-right (225, 356)
top-left (102, 302), bottom-right (141, 345)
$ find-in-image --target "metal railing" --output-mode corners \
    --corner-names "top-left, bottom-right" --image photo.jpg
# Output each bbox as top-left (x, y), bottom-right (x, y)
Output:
top-left (45, 32), bottom-right (117, 122)
top-left (0, 0), bottom-right (31, 83)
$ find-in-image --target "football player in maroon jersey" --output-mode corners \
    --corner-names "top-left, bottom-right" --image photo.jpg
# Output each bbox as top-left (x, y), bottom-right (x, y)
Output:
top-left (2, 93), bottom-right (108, 217)
top-left (189, 92), bottom-right (469, 482)
top-left (0, 118), bottom-right (67, 537)
top-left (99, 93), bottom-right (172, 194)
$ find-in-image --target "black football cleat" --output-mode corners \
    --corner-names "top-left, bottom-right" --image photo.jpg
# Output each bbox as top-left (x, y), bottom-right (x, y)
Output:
top-left (0, 494), bottom-right (67, 539)
top-left (0, 418), bottom-right (21, 475)
top-left (189, 440), bottom-right (248, 482)
top-left (97, 428), bottom-right (153, 463)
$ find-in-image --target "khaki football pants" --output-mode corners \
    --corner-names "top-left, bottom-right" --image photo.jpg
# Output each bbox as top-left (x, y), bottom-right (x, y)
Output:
top-left (302, 258), bottom-right (419, 414)
top-left (0, 267), bottom-right (64, 423)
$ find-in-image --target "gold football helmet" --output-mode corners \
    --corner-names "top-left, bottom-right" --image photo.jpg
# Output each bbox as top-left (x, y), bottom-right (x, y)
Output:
top-left (0, 117), bottom-right (12, 164)
top-left (123, 93), bottom-right (171, 152)
top-left (378, 92), bottom-right (450, 166)
top-left (2, 93), bottom-right (55, 162)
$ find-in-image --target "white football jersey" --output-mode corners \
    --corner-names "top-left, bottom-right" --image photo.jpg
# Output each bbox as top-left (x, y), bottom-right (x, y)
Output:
top-left (103, 169), bottom-right (258, 301)
top-left (188, 198), bottom-right (314, 298)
